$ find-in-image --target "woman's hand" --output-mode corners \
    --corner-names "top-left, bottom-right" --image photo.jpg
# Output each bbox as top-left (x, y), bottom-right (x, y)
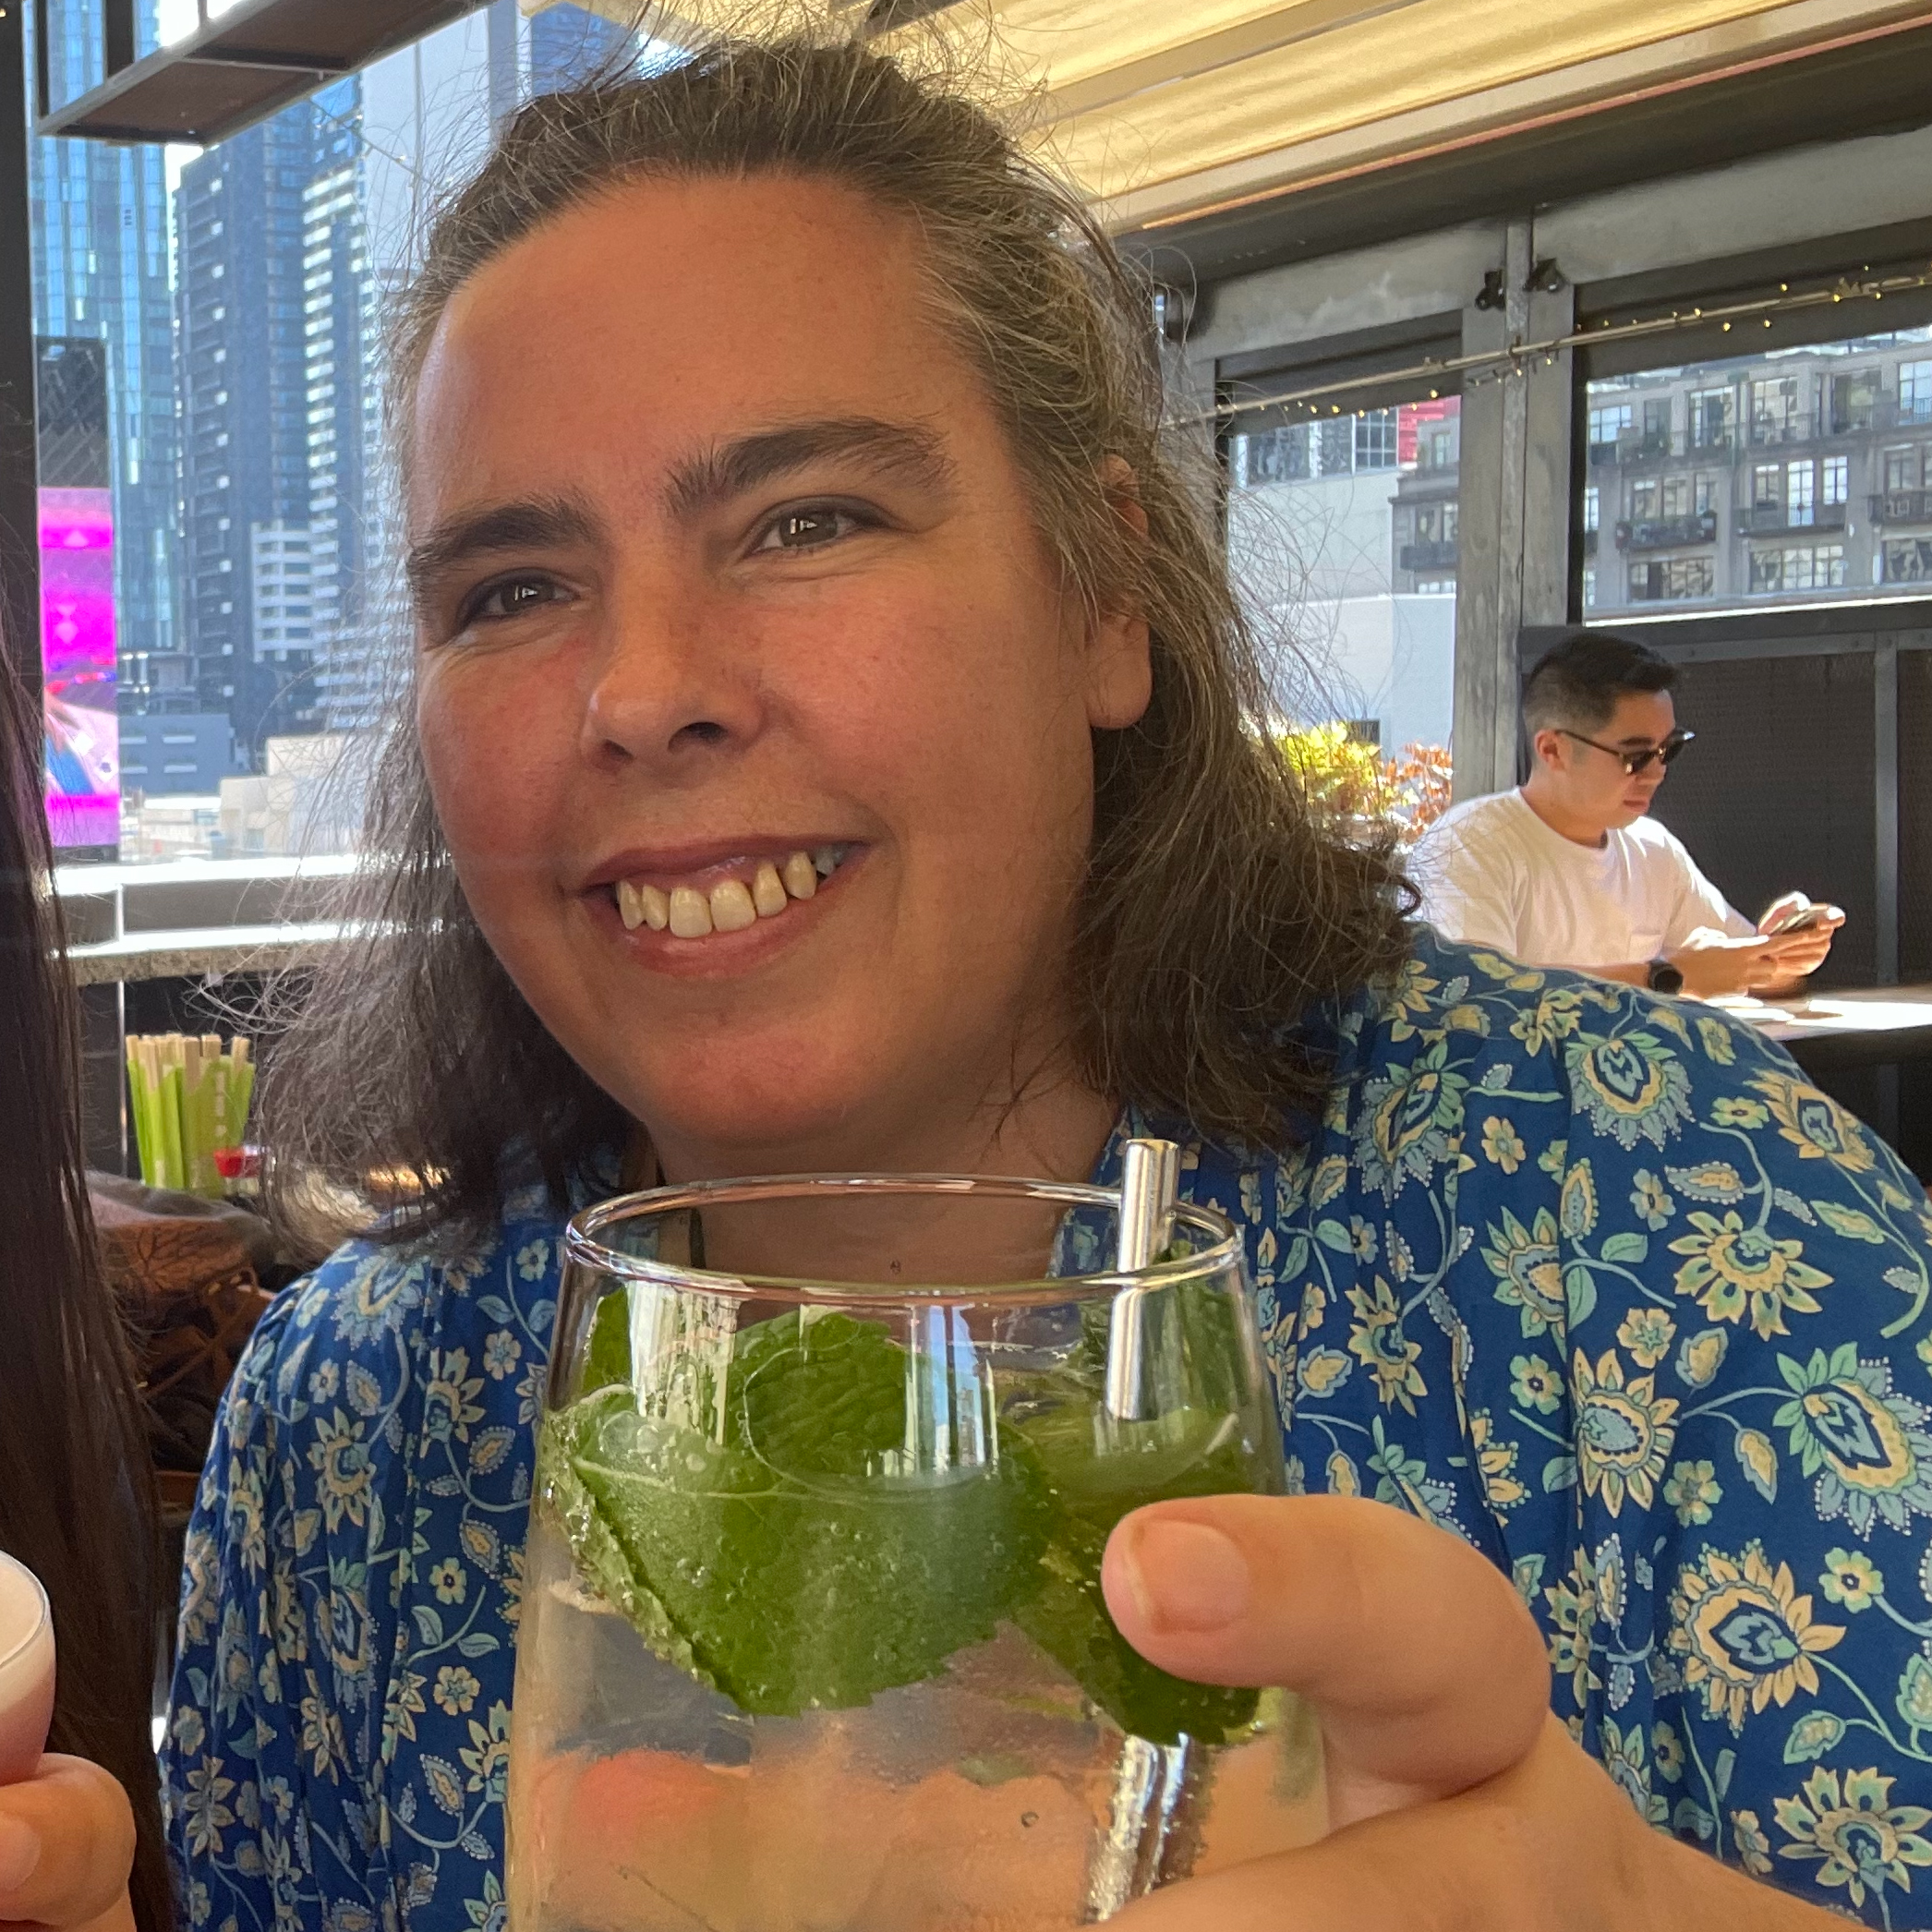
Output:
top-left (0, 1754), bottom-right (137, 1932)
top-left (1102, 1495), bottom-right (1839, 1930)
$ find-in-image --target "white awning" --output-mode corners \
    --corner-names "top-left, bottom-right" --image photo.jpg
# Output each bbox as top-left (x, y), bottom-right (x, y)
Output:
top-left (525, 0), bottom-right (1932, 233)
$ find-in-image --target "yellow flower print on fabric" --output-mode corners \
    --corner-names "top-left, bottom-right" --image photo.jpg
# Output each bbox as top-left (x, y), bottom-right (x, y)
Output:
top-left (1482, 1206), bottom-right (1565, 1338)
top-left (1669, 1211), bottom-right (1832, 1340)
top-left (1544, 1546), bottom-right (1600, 1705)
top-left (1733, 1810), bottom-right (1773, 1877)
top-left (1669, 1543), bottom-right (1844, 1734)
top-left (1663, 1458), bottom-right (1721, 1527)
top-left (1564, 1032), bottom-right (1696, 1151)
top-left (1480, 1116), bottom-right (1526, 1174)
top-left (1572, 1347), bottom-right (1678, 1515)
top-left (306, 1410), bottom-right (373, 1533)
top-left (1818, 1549), bottom-right (1883, 1612)
top-left (1773, 1345), bottom-right (1932, 1537)
top-left (1509, 987), bottom-right (1588, 1057)
top-left (1750, 1072), bottom-right (1877, 1175)
top-left (1382, 959), bottom-right (1440, 1041)
top-left (1468, 1410), bottom-right (1527, 1512)
top-left (1774, 1767), bottom-right (1932, 1911)
top-left (1346, 1275), bottom-right (1427, 1414)
top-left (1354, 1038), bottom-right (1467, 1202)
top-left (1615, 1307), bottom-right (1675, 1369)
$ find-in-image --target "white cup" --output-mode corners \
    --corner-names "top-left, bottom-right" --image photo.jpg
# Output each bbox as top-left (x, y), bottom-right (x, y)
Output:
top-left (0, 1553), bottom-right (54, 1783)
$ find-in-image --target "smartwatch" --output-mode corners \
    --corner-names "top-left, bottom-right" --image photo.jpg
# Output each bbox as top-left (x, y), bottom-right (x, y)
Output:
top-left (1647, 957), bottom-right (1684, 995)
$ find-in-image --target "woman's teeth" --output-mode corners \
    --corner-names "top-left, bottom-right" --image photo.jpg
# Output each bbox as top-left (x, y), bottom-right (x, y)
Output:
top-left (615, 848), bottom-right (849, 938)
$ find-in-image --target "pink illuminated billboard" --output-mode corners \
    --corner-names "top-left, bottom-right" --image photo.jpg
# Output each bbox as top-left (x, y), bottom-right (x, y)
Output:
top-left (40, 486), bottom-right (118, 848)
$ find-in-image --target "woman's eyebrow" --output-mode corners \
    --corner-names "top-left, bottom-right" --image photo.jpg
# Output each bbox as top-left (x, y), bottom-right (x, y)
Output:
top-left (664, 417), bottom-right (957, 519)
top-left (405, 493), bottom-right (604, 599)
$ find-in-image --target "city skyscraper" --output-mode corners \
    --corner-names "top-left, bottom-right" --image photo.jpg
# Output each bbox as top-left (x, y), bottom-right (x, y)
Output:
top-left (30, 0), bottom-right (178, 718)
top-left (175, 90), bottom-right (350, 764)
top-left (530, 1), bottom-right (634, 91)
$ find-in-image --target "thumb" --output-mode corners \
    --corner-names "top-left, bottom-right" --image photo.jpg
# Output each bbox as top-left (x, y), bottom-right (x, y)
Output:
top-left (1102, 1494), bottom-right (1549, 1815)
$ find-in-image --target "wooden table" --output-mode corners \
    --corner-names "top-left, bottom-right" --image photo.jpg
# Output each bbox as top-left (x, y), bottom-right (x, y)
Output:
top-left (1705, 985), bottom-right (1932, 1075)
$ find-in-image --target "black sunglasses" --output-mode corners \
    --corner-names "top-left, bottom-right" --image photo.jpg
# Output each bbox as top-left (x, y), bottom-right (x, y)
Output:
top-left (1556, 727), bottom-right (1696, 777)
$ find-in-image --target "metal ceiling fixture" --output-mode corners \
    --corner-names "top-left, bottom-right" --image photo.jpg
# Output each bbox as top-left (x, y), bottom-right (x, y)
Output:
top-left (32, 0), bottom-right (493, 144)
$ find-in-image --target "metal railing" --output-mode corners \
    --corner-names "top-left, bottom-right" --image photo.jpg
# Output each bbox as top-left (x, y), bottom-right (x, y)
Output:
top-left (1616, 512), bottom-right (1719, 551)
top-left (1871, 489), bottom-right (1932, 527)
top-left (1737, 502), bottom-right (1849, 536)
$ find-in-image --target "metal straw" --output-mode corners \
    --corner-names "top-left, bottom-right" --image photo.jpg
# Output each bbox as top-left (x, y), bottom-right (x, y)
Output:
top-left (1106, 1138), bottom-right (1180, 1420)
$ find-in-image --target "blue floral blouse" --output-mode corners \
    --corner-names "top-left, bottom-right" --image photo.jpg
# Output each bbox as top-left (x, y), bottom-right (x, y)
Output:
top-left (163, 929), bottom-right (1932, 1930)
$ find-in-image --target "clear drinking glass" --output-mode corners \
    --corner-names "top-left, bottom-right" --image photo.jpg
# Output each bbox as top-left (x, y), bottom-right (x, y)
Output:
top-left (507, 1176), bottom-right (1323, 1932)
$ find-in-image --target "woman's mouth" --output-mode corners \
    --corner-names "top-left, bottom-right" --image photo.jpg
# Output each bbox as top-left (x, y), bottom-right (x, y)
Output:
top-left (608, 844), bottom-right (855, 942)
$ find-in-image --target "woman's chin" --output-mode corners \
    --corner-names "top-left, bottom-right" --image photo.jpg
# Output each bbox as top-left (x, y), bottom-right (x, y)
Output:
top-left (617, 1054), bottom-right (912, 1176)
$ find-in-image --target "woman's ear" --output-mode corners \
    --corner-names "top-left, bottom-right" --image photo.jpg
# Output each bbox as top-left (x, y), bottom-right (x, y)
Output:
top-left (1085, 456), bottom-right (1153, 731)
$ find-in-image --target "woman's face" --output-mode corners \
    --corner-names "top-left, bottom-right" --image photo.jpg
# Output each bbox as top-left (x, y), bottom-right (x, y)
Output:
top-left (408, 175), bottom-right (1150, 1177)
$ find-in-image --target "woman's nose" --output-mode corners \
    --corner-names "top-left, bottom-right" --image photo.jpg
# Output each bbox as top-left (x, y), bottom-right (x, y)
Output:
top-left (578, 594), bottom-right (764, 774)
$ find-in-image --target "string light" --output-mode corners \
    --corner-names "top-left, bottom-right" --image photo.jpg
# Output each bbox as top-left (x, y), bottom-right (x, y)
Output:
top-left (1194, 261), bottom-right (1932, 432)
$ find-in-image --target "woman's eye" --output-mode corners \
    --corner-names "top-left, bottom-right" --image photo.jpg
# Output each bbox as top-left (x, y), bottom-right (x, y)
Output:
top-left (755, 506), bottom-right (866, 552)
top-left (461, 575), bottom-right (567, 624)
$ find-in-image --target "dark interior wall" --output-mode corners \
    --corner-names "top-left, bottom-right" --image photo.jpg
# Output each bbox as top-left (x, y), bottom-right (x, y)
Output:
top-left (1648, 653), bottom-right (1878, 989)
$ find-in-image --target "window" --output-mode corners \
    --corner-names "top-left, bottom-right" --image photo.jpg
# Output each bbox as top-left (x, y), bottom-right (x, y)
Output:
top-left (1583, 486), bottom-right (1600, 532)
top-left (1588, 401), bottom-right (1633, 458)
top-left (1582, 323), bottom-right (1932, 618)
top-left (32, 4), bottom-right (647, 864)
top-left (1689, 387), bottom-right (1734, 449)
top-left (1750, 375), bottom-right (1805, 444)
top-left (1355, 408), bottom-right (1397, 471)
top-left (1902, 359), bottom-right (1932, 424)
top-left (1883, 537), bottom-right (1932, 582)
top-left (1226, 393), bottom-right (1460, 791)
top-left (1751, 544), bottom-right (1847, 594)
top-left (1830, 370), bottom-right (1879, 433)
top-left (1787, 462), bottom-right (1815, 527)
top-left (1628, 556), bottom-right (1713, 601)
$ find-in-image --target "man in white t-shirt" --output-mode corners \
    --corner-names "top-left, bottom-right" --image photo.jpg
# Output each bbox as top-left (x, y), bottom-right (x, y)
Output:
top-left (1411, 630), bottom-right (1842, 998)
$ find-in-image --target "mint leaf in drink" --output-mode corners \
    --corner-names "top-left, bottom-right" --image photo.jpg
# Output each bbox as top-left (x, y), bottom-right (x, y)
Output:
top-left (549, 1310), bottom-right (1048, 1716)
top-left (1005, 1393), bottom-right (1264, 1747)
top-left (582, 1289), bottom-right (632, 1395)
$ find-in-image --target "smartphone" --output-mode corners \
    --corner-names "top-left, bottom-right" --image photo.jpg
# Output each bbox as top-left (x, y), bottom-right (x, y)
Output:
top-left (1764, 903), bottom-right (1829, 936)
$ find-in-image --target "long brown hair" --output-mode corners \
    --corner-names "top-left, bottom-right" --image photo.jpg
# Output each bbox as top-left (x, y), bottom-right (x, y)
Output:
top-left (0, 653), bottom-right (171, 1929)
top-left (262, 31), bottom-right (1415, 1250)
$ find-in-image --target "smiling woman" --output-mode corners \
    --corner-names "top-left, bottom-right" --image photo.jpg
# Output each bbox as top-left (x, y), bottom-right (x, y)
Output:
top-left (257, 41), bottom-right (1413, 1240)
top-left (101, 28), bottom-right (1932, 1932)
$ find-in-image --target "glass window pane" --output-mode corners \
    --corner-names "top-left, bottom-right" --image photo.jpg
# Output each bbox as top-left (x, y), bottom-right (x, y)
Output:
top-left (1226, 394), bottom-right (1459, 836)
top-left (29, 1), bottom-right (640, 866)
top-left (1583, 322), bottom-right (1932, 619)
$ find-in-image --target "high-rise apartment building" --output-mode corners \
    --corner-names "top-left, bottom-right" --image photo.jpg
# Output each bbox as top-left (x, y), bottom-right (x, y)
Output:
top-left (30, 0), bottom-right (178, 712)
top-left (530, 1), bottom-right (634, 91)
top-left (175, 90), bottom-right (352, 764)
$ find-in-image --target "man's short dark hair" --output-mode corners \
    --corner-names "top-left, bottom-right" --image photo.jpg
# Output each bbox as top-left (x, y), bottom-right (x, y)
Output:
top-left (1522, 630), bottom-right (1676, 736)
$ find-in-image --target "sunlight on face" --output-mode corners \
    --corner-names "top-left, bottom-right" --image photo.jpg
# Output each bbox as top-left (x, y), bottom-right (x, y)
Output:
top-left (406, 175), bottom-right (1150, 1178)
top-left (1543, 690), bottom-right (1678, 832)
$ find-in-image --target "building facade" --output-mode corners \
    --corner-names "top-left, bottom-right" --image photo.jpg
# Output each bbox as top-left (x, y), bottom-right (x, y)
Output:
top-left (1583, 332), bottom-right (1932, 616)
top-left (30, 0), bottom-right (179, 711)
top-left (175, 90), bottom-right (346, 767)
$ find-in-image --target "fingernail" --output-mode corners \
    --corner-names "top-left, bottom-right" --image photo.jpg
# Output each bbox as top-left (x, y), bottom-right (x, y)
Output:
top-left (0, 1814), bottom-right (41, 1894)
top-left (1118, 1517), bottom-right (1250, 1633)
